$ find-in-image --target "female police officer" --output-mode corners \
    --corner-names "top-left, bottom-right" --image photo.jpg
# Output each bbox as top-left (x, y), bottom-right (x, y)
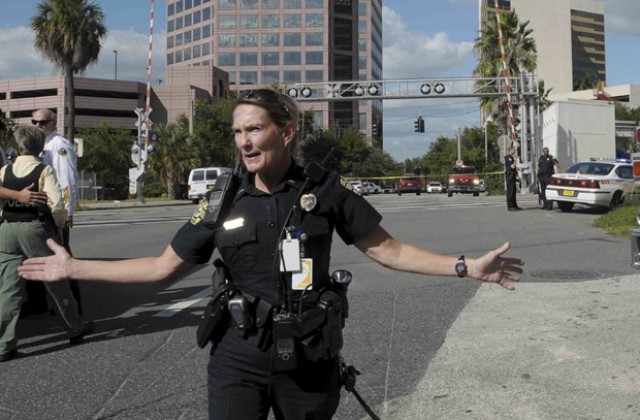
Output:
top-left (17, 89), bottom-right (524, 420)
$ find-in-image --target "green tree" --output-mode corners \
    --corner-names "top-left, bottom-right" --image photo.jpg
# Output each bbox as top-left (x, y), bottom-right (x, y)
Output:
top-left (297, 128), bottom-right (342, 172)
top-left (537, 80), bottom-right (553, 112)
top-left (573, 70), bottom-right (602, 91)
top-left (474, 10), bottom-right (537, 127)
top-left (337, 127), bottom-right (372, 176)
top-left (31, 0), bottom-right (107, 142)
top-left (76, 123), bottom-right (131, 193)
top-left (191, 98), bottom-right (237, 167)
top-left (147, 119), bottom-right (201, 199)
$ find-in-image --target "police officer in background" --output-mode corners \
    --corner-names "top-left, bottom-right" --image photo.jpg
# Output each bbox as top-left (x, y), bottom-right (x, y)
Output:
top-left (504, 145), bottom-right (521, 211)
top-left (24, 109), bottom-right (82, 315)
top-left (18, 89), bottom-right (524, 419)
top-left (537, 147), bottom-right (560, 210)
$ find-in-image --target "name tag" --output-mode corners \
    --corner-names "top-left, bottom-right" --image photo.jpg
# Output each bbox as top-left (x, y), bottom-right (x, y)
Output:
top-left (279, 238), bottom-right (301, 272)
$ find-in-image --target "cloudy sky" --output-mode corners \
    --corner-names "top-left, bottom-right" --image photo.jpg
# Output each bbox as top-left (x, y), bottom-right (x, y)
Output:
top-left (0, 0), bottom-right (638, 161)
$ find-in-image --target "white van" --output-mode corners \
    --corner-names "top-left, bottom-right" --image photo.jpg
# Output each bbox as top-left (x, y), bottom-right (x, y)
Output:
top-left (188, 167), bottom-right (233, 203)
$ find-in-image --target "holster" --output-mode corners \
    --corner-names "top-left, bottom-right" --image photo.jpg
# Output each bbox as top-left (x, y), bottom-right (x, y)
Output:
top-left (196, 259), bottom-right (235, 349)
top-left (296, 290), bottom-right (346, 362)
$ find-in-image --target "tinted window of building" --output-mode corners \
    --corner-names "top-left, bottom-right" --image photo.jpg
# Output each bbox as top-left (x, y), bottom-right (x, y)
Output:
top-left (167, 52), bottom-right (174, 64)
top-left (306, 13), bottom-right (323, 27)
top-left (168, 3), bottom-right (175, 16)
top-left (193, 27), bottom-right (201, 41)
top-left (262, 52), bottom-right (280, 65)
top-left (185, 0), bottom-right (192, 8)
top-left (219, 34), bottom-right (236, 47)
top-left (168, 20), bottom-right (175, 32)
top-left (167, 36), bottom-right (174, 48)
top-left (306, 32), bottom-right (323, 46)
top-left (195, 0), bottom-right (201, 5)
top-left (284, 51), bottom-right (301, 65)
top-left (202, 42), bottom-right (211, 55)
top-left (185, 31), bottom-right (192, 44)
top-left (194, 10), bottom-right (201, 24)
top-left (306, 51), bottom-right (323, 64)
top-left (219, 52), bottom-right (236, 65)
top-left (263, 0), bottom-right (279, 7)
top-left (262, 33), bottom-right (280, 47)
top-left (193, 44), bottom-right (201, 58)
top-left (283, 70), bottom-right (301, 83)
top-left (185, 14), bottom-right (192, 27)
top-left (262, 71), bottom-right (280, 84)
top-left (176, 17), bottom-right (183, 30)
top-left (220, 0), bottom-right (236, 9)
top-left (203, 25), bottom-right (211, 37)
top-left (220, 15), bottom-right (236, 29)
top-left (176, 33), bottom-right (183, 46)
top-left (284, 14), bottom-right (301, 28)
top-left (184, 47), bottom-right (192, 60)
top-left (240, 34), bottom-right (258, 47)
top-left (241, 15), bottom-right (258, 28)
top-left (306, 0), bottom-right (323, 8)
top-left (203, 7), bottom-right (211, 20)
top-left (284, 0), bottom-right (301, 8)
top-left (175, 50), bottom-right (183, 63)
top-left (284, 33), bottom-right (301, 46)
top-left (240, 71), bottom-right (257, 84)
top-left (240, 0), bottom-right (258, 9)
top-left (176, 0), bottom-right (183, 13)
top-left (263, 14), bottom-right (280, 28)
top-left (306, 70), bottom-right (323, 82)
top-left (240, 52), bottom-right (258, 65)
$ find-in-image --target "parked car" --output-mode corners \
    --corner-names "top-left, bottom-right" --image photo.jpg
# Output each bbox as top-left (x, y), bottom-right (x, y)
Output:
top-left (188, 166), bottom-right (233, 203)
top-left (382, 184), bottom-right (397, 194)
top-left (545, 158), bottom-right (633, 211)
top-left (362, 181), bottom-right (382, 194)
top-left (349, 180), bottom-right (365, 195)
top-left (447, 165), bottom-right (481, 197)
top-left (426, 181), bottom-right (444, 194)
top-left (396, 175), bottom-right (421, 195)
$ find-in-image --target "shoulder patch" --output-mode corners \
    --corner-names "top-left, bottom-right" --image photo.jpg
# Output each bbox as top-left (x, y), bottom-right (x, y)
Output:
top-left (340, 177), bottom-right (356, 192)
top-left (190, 198), bottom-right (208, 225)
top-left (58, 147), bottom-right (68, 156)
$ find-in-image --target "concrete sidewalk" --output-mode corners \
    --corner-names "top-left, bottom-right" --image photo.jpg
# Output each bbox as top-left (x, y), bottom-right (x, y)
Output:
top-left (378, 275), bottom-right (640, 420)
top-left (79, 199), bottom-right (192, 210)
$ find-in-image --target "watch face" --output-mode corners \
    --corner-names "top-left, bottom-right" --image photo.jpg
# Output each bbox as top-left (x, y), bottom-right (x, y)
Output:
top-left (455, 261), bottom-right (466, 276)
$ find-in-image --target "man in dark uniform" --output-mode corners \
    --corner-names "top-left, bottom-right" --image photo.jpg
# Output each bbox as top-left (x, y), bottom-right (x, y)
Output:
top-left (537, 147), bottom-right (560, 210)
top-left (18, 89), bottom-right (525, 419)
top-left (504, 145), bottom-right (520, 211)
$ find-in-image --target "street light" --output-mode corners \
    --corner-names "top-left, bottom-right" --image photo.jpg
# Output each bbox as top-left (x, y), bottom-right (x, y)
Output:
top-left (113, 50), bottom-right (118, 80)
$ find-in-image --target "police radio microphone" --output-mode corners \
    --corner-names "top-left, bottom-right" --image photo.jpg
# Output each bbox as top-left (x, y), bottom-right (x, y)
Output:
top-left (203, 160), bottom-right (242, 229)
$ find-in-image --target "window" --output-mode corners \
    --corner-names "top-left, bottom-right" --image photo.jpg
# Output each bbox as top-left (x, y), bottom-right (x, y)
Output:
top-left (184, 47), bottom-right (192, 61)
top-left (240, 34), bottom-right (258, 47)
top-left (194, 10), bottom-right (201, 24)
top-left (168, 3), bottom-right (175, 16)
top-left (262, 52), bottom-right (280, 65)
top-left (284, 0), bottom-right (301, 8)
top-left (220, 15), bottom-right (236, 29)
top-left (176, 33), bottom-right (183, 46)
top-left (220, 0), bottom-right (236, 9)
top-left (240, 0), bottom-right (258, 9)
top-left (203, 25), bottom-right (211, 38)
top-left (306, 13), bottom-right (323, 27)
top-left (168, 20), bottom-right (175, 32)
top-left (218, 52), bottom-right (236, 66)
top-left (167, 35), bottom-right (174, 48)
top-left (240, 52), bottom-right (258, 66)
top-left (185, 0), bottom-right (192, 9)
top-left (176, 16), bottom-right (183, 30)
top-left (358, 39), bottom-right (367, 52)
top-left (193, 27), bottom-right (201, 41)
top-left (262, 14), bottom-right (279, 28)
top-left (284, 14), bottom-right (301, 28)
top-left (240, 14), bottom-right (258, 29)
top-left (359, 57), bottom-right (367, 69)
top-left (262, 33), bottom-right (280, 47)
top-left (175, 50), bottom-right (183, 63)
top-left (262, 71), bottom-right (280, 84)
top-left (218, 34), bottom-right (236, 47)
top-left (176, 0), bottom-right (183, 13)
top-left (306, 0), bottom-right (323, 8)
top-left (167, 52), bottom-right (174, 64)
top-left (284, 33), bottom-right (301, 46)
top-left (306, 51), bottom-right (323, 64)
top-left (305, 70), bottom-right (323, 82)
top-left (240, 71), bottom-right (257, 84)
top-left (184, 31), bottom-right (192, 44)
top-left (194, 0), bottom-right (201, 5)
top-left (203, 7), bottom-right (211, 20)
top-left (184, 14), bottom-right (192, 27)
top-left (283, 70), bottom-right (301, 83)
top-left (202, 42), bottom-right (211, 55)
top-left (284, 51), bottom-right (301, 65)
top-left (306, 32), bottom-right (323, 46)
top-left (193, 44), bottom-right (201, 58)
top-left (263, 0), bottom-right (279, 8)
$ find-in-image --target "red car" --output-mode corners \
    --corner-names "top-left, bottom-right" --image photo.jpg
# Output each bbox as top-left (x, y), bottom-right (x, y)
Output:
top-left (396, 175), bottom-right (421, 195)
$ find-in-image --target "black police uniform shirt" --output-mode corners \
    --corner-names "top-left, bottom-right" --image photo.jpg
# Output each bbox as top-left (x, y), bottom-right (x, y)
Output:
top-left (504, 155), bottom-right (517, 177)
top-left (538, 155), bottom-right (557, 175)
top-left (170, 161), bottom-right (382, 305)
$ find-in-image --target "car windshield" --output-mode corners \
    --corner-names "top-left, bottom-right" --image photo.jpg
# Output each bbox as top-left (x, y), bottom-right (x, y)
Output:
top-left (451, 166), bottom-right (476, 174)
top-left (565, 162), bottom-right (614, 176)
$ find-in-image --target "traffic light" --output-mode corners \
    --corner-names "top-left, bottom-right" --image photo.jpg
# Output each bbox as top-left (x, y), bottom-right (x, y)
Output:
top-left (414, 116), bottom-right (425, 133)
top-left (372, 123), bottom-right (378, 136)
top-left (419, 117), bottom-right (425, 133)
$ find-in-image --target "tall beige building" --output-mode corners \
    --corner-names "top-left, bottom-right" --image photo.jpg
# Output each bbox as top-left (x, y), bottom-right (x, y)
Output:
top-left (165, 0), bottom-right (383, 146)
top-left (479, 0), bottom-right (605, 98)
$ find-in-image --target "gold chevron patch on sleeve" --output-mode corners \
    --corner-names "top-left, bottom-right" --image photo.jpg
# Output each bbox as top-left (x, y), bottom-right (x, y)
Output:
top-left (63, 187), bottom-right (71, 205)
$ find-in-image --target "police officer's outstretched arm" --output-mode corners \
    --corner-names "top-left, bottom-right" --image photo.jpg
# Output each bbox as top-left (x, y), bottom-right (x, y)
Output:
top-left (355, 225), bottom-right (524, 290)
top-left (18, 239), bottom-right (194, 284)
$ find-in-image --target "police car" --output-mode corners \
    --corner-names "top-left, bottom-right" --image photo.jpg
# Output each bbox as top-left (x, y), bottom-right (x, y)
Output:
top-left (545, 158), bottom-right (633, 212)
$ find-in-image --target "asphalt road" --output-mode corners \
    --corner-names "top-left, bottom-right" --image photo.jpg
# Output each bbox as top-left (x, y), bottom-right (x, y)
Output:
top-left (1, 193), bottom-right (638, 420)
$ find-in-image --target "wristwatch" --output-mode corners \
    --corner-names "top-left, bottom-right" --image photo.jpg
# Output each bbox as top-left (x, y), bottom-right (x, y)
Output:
top-left (455, 255), bottom-right (467, 278)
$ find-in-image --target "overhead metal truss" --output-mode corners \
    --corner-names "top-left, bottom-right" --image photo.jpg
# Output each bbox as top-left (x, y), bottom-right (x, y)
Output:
top-left (283, 75), bottom-right (538, 101)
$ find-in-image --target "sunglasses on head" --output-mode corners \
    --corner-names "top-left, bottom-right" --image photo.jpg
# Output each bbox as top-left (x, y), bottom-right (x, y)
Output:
top-left (238, 89), bottom-right (289, 113)
top-left (31, 119), bottom-right (51, 125)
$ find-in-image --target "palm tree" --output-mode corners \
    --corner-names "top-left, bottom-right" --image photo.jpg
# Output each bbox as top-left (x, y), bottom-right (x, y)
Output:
top-left (474, 10), bottom-right (537, 127)
top-left (31, 0), bottom-right (107, 141)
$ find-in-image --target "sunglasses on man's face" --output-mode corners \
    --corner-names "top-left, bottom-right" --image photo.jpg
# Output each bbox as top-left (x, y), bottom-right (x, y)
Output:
top-left (31, 119), bottom-right (52, 126)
